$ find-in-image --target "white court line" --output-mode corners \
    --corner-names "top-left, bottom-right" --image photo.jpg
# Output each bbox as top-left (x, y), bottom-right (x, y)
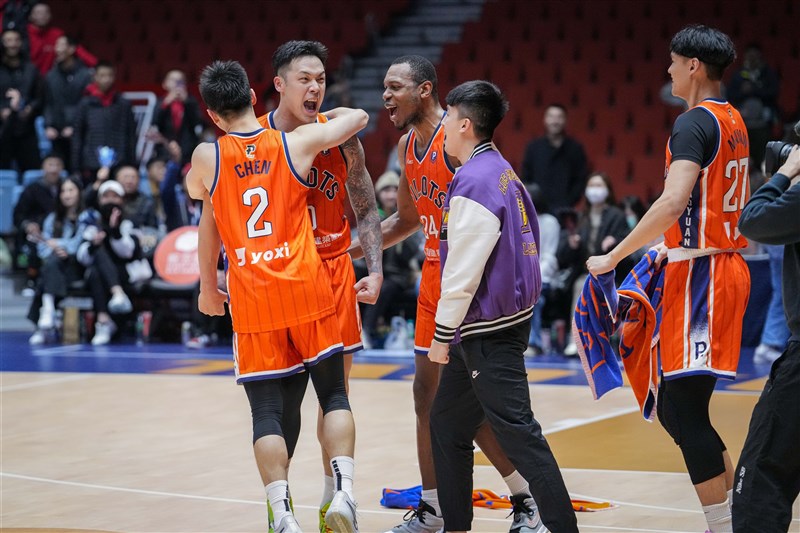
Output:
top-left (6, 472), bottom-right (797, 531)
top-left (0, 472), bottom-right (690, 531)
top-left (543, 405), bottom-right (641, 435)
top-left (0, 374), bottom-right (90, 392)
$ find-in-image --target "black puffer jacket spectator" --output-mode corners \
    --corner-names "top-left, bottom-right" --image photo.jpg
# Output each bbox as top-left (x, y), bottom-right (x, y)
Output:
top-left (71, 62), bottom-right (135, 178)
top-left (43, 42), bottom-right (91, 137)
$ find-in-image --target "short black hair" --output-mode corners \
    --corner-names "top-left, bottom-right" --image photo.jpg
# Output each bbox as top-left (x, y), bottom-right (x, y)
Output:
top-left (272, 40), bottom-right (328, 77)
top-left (391, 55), bottom-right (438, 100)
top-left (445, 80), bottom-right (508, 140)
top-left (59, 34), bottom-right (78, 48)
top-left (199, 60), bottom-right (252, 120)
top-left (670, 24), bottom-right (736, 81)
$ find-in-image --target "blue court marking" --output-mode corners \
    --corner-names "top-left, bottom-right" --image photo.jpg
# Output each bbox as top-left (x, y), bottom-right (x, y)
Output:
top-left (0, 331), bottom-right (770, 391)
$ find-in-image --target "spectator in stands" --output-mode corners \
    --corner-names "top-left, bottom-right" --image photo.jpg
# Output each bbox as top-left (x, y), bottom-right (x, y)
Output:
top-left (525, 183), bottom-right (560, 356)
top-left (360, 170), bottom-right (423, 348)
top-left (43, 34), bottom-right (91, 168)
top-left (115, 164), bottom-right (158, 229)
top-left (27, 2), bottom-right (95, 75)
top-left (557, 171), bottom-right (630, 355)
top-left (144, 154), bottom-right (167, 221)
top-left (77, 179), bottom-right (149, 345)
top-left (0, 28), bottom-right (42, 172)
top-left (152, 69), bottom-right (201, 165)
top-left (159, 142), bottom-right (199, 232)
top-left (71, 61), bottom-right (136, 181)
top-left (27, 175), bottom-right (83, 344)
top-left (521, 103), bottom-right (588, 213)
top-left (727, 44), bottom-right (780, 167)
top-left (12, 154), bottom-right (62, 291)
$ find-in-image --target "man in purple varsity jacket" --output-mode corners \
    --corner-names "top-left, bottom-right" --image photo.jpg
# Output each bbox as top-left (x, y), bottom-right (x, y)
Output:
top-left (427, 81), bottom-right (578, 533)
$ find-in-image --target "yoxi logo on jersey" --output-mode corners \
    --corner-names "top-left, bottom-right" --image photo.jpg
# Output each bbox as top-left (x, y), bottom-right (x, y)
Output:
top-left (409, 174), bottom-right (447, 208)
top-left (234, 242), bottom-right (291, 266)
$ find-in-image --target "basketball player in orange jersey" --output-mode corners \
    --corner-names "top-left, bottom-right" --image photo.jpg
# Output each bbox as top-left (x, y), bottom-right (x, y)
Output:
top-left (258, 40), bottom-right (383, 533)
top-left (187, 60), bottom-right (366, 533)
top-left (587, 25), bottom-right (749, 532)
top-left (351, 56), bottom-right (541, 533)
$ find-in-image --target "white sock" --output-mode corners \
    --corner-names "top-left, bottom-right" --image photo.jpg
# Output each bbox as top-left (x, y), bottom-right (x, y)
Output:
top-left (42, 293), bottom-right (55, 311)
top-left (503, 470), bottom-right (531, 497)
top-left (320, 475), bottom-right (334, 507)
top-left (330, 456), bottom-right (355, 499)
top-left (703, 498), bottom-right (732, 533)
top-left (421, 488), bottom-right (441, 516)
top-left (266, 480), bottom-right (292, 526)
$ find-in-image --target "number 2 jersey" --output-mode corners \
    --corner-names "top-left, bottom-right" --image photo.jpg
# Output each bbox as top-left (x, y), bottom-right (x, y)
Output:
top-left (210, 128), bottom-right (335, 333)
top-left (259, 112), bottom-right (350, 261)
top-left (663, 98), bottom-right (750, 250)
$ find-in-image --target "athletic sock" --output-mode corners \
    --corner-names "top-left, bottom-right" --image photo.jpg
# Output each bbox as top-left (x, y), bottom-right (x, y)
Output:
top-left (266, 480), bottom-right (292, 526)
top-left (703, 498), bottom-right (732, 533)
top-left (421, 488), bottom-right (441, 516)
top-left (503, 470), bottom-right (532, 498)
top-left (320, 474), bottom-right (335, 507)
top-left (330, 456), bottom-right (355, 499)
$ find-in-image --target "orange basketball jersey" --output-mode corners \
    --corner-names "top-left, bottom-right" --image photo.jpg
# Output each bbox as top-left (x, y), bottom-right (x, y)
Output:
top-left (210, 127), bottom-right (335, 333)
top-left (404, 113), bottom-right (456, 262)
top-left (664, 100), bottom-right (750, 250)
top-left (259, 112), bottom-right (351, 260)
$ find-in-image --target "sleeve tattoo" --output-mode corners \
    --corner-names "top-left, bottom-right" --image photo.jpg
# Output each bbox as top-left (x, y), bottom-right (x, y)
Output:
top-left (343, 136), bottom-right (383, 275)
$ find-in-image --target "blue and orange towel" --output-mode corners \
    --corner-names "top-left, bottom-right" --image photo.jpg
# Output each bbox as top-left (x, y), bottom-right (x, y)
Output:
top-left (573, 250), bottom-right (664, 421)
top-left (382, 486), bottom-right (615, 512)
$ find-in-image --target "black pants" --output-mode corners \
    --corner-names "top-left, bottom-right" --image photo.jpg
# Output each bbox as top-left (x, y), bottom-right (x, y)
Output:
top-left (86, 246), bottom-right (129, 314)
top-left (733, 341), bottom-right (800, 533)
top-left (430, 321), bottom-right (578, 532)
top-left (0, 130), bottom-right (41, 172)
top-left (26, 255), bottom-right (83, 324)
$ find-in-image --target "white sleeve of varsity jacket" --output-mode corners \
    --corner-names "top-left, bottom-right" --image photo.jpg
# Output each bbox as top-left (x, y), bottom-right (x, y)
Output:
top-left (434, 195), bottom-right (500, 343)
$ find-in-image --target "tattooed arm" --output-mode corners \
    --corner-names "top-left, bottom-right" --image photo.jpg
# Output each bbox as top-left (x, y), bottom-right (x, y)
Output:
top-left (343, 135), bottom-right (384, 304)
top-left (349, 133), bottom-right (421, 259)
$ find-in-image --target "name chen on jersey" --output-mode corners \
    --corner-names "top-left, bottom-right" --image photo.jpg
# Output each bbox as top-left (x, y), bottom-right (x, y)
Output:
top-left (409, 174), bottom-right (447, 208)
top-left (234, 159), bottom-right (272, 179)
top-left (234, 242), bottom-right (291, 266)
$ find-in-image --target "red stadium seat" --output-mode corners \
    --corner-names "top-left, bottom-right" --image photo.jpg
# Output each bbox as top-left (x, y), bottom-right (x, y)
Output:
top-left (591, 156), bottom-right (631, 181)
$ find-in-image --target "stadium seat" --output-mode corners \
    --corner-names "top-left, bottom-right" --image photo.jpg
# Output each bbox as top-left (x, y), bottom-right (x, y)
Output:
top-left (0, 183), bottom-right (17, 234)
top-left (22, 170), bottom-right (44, 187)
top-left (0, 169), bottom-right (19, 185)
top-left (591, 156), bottom-right (630, 181)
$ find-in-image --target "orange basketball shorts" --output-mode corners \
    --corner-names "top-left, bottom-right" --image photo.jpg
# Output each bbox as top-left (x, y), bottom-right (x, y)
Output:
top-left (323, 253), bottom-right (362, 354)
top-left (414, 259), bottom-right (442, 355)
top-left (233, 311), bottom-right (343, 384)
top-left (660, 251), bottom-right (750, 381)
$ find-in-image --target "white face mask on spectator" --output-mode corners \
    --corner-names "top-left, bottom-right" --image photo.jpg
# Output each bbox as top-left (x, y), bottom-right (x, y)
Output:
top-left (585, 186), bottom-right (609, 205)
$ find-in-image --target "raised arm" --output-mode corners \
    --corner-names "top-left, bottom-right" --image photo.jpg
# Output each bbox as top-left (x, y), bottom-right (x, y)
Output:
top-left (285, 107), bottom-right (368, 177)
top-left (342, 135), bottom-right (383, 303)
top-left (349, 134), bottom-right (421, 259)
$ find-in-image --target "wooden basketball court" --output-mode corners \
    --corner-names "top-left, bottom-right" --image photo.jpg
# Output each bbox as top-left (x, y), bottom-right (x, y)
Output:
top-left (3, 366), bottom-right (798, 532)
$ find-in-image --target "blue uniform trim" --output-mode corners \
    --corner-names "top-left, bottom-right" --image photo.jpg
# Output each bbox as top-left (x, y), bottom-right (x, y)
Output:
top-left (209, 141), bottom-right (221, 197)
top-left (281, 131), bottom-right (312, 188)
top-left (228, 128), bottom-right (265, 138)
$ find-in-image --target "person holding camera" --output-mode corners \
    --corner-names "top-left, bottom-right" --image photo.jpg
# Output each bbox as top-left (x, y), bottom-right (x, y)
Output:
top-left (732, 145), bottom-right (800, 533)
